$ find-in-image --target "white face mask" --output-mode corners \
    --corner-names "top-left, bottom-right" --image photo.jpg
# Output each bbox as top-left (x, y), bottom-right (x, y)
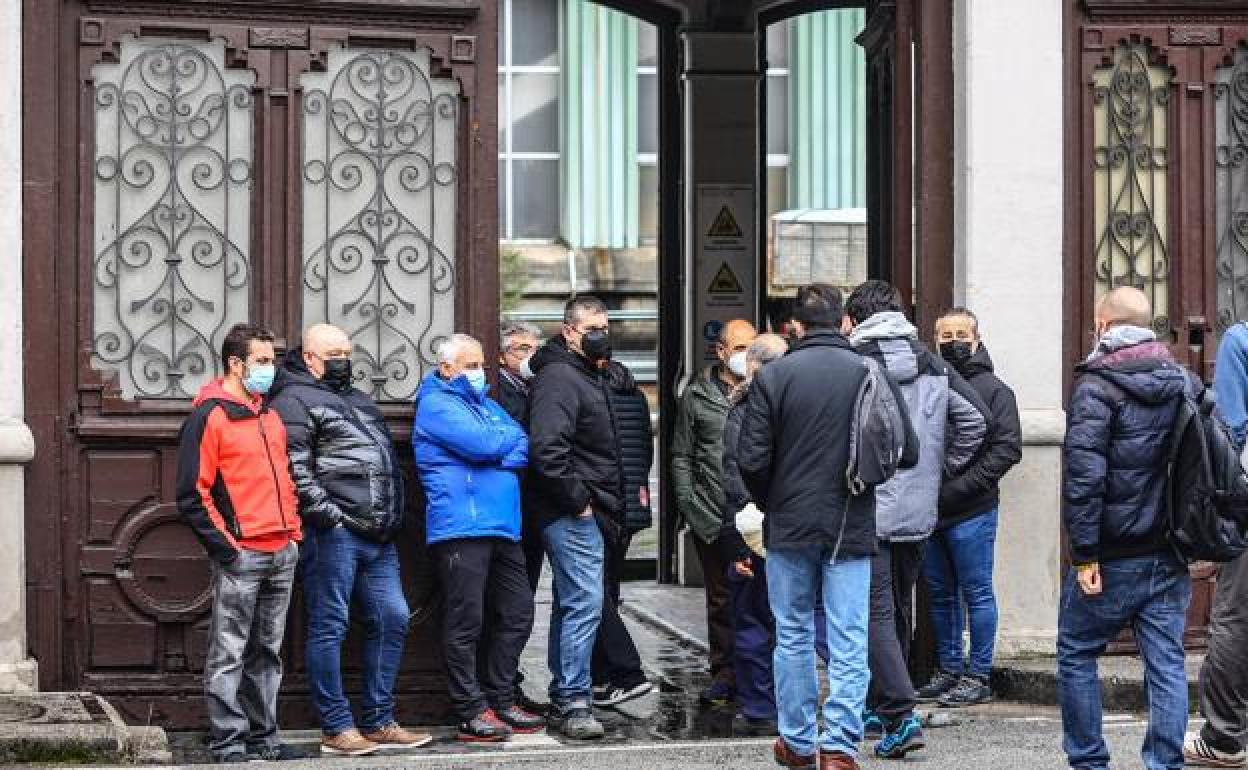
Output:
top-left (518, 355), bottom-right (535, 381)
top-left (727, 351), bottom-right (749, 378)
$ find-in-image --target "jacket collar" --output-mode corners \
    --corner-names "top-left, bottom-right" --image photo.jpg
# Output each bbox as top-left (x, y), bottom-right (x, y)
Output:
top-left (791, 328), bottom-right (855, 353)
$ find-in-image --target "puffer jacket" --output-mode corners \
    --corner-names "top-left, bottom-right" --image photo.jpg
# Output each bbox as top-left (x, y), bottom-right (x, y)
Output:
top-left (528, 336), bottom-right (654, 534)
top-left (670, 365), bottom-right (733, 544)
top-left (1064, 340), bottom-right (1193, 565)
top-left (851, 312), bottom-right (989, 542)
top-left (268, 348), bottom-right (405, 542)
top-left (412, 370), bottom-right (528, 545)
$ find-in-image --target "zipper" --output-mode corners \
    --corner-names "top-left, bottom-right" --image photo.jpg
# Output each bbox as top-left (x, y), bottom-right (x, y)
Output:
top-left (257, 414), bottom-right (290, 530)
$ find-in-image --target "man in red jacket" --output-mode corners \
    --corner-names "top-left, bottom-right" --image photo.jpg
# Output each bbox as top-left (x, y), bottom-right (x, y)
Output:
top-left (176, 323), bottom-right (303, 763)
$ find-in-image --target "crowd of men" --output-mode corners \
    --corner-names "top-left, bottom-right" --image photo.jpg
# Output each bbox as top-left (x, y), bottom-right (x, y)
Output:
top-left (174, 281), bottom-right (1248, 770)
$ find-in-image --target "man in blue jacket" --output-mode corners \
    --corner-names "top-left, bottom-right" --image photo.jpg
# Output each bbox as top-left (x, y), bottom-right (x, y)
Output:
top-left (413, 333), bottom-right (544, 743)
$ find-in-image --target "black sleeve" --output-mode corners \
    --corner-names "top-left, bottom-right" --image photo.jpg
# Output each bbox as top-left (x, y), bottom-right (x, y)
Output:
top-left (737, 375), bottom-right (776, 509)
top-left (528, 367), bottom-right (593, 519)
top-left (270, 393), bottom-right (346, 530)
top-left (940, 378), bottom-right (1023, 511)
top-left (174, 403), bottom-right (240, 565)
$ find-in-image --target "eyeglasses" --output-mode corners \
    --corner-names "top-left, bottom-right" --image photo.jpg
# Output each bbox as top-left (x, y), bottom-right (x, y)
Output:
top-left (506, 343), bottom-right (536, 356)
top-left (576, 325), bottom-right (609, 335)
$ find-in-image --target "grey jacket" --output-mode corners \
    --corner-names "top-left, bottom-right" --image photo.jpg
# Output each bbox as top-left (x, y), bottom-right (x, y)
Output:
top-left (851, 312), bottom-right (989, 542)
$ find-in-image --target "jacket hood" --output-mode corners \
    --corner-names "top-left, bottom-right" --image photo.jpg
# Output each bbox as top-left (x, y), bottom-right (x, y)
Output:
top-left (531, 335), bottom-right (637, 389)
top-left (853, 336), bottom-right (922, 384)
top-left (1081, 342), bottom-right (1187, 405)
top-left (954, 344), bottom-right (996, 378)
top-left (849, 311), bottom-right (918, 346)
top-left (192, 378), bottom-right (260, 415)
top-left (270, 346), bottom-right (322, 398)
top-left (417, 368), bottom-right (486, 405)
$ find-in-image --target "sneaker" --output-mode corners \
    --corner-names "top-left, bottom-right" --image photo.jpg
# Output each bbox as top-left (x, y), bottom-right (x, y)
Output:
top-left (698, 678), bottom-right (736, 706)
top-left (818, 750), bottom-right (861, 770)
top-left (495, 705), bottom-right (546, 734)
top-left (245, 743), bottom-right (303, 762)
top-left (773, 737), bottom-right (816, 768)
top-left (320, 729), bottom-right (380, 757)
top-left (938, 675), bottom-right (993, 708)
top-left (1185, 733), bottom-right (1248, 767)
top-left (361, 723), bottom-right (434, 749)
top-left (916, 668), bottom-right (961, 702)
top-left (875, 714), bottom-right (926, 759)
top-left (732, 712), bottom-right (778, 737)
top-left (458, 709), bottom-right (513, 743)
top-left (862, 711), bottom-right (884, 740)
top-left (593, 680), bottom-right (654, 707)
top-left (549, 705), bottom-right (605, 740)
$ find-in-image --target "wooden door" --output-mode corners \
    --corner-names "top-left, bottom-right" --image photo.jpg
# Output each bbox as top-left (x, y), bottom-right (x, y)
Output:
top-left (1068, 0), bottom-right (1248, 648)
top-left (24, 0), bottom-right (497, 727)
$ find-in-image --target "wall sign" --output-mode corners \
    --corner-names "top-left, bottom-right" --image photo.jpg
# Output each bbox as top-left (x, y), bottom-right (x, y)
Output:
top-left (695, 184), bottom-right (756, 363)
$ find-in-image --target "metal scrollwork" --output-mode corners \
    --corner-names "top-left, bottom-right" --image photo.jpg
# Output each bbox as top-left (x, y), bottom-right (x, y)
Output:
top-left (1092, 43), bottom-right (1172, 335)
top-left (301, 48), bottom-right (460, 402)
top-left (1215, 46), bottom-right (1248, 334)
top-left (92, 38), bottom-right (255, 400)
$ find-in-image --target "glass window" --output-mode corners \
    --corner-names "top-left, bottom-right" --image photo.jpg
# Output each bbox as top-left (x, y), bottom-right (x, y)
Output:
top-left (639, 24), bottom-right (658, 68)
top-left (511, 73), bottom-right (559, 153)
top-left (767, 167), bottom-right (788, 221)
top-left (639, 74), bottom-right (658, 156)
top-left (639, 164), bottom-right (658, 242)
top-left (766, 75), bottom-right (788, 156)
top-left (512, 0), bottom-right (559, 66)
top-left (513, 159), bottom-right (559, 239)
top-left (767, 20), bottom-right (789, 70)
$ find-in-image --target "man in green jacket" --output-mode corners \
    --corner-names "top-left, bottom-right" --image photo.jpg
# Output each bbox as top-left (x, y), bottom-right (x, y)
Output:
top-left (671, 318), bottom-right (757, 705)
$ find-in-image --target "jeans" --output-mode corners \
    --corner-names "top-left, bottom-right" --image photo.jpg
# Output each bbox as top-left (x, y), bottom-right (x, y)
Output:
top-left (1057, 554), bottom-right (1191, 770)
top-left (592, 532), bottom-right (646, 690)
top-left (301, 526), bottom-right (410, 736)
top-left (1199, 549), bottom-right (1248, 752)
top-left (867, 540), bottom-right (924, 724)
top-left (204, 543), bottom-right (298, 759)
top-left (767, 546), bottom-right (871, 758)
top-left (434, 537), bottom-right (535, 720)
top-left (543, 513), bottom-right (605, 709)
top-left (924, 510), bottom-right (1000, 677)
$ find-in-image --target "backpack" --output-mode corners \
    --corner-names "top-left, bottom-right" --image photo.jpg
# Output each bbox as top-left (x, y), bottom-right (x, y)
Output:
top-left (846, 356), bottom-right (909, 496)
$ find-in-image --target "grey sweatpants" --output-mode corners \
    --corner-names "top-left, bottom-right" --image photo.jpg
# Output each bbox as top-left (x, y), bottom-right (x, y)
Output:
top-left (204, 543), bottom-right (298, 758)
top-left (1199, 550), bottom-right (1248, 751)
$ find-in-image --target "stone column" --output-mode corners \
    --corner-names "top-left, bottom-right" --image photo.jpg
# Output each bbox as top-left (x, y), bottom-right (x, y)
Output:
top-left (0, 0), bottom-right (37, 692)
top-left (953, 0), bottom-right (1065, 656)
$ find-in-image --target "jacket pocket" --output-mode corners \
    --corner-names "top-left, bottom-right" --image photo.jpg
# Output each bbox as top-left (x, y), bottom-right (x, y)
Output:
top-left (319, 464), bottom-right (373, 521)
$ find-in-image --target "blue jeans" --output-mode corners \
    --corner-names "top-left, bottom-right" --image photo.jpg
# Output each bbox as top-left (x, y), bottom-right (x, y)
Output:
top-left (767, 546), bottom-right (871, 758)
top-left (923, 509), bottom-right (1000, 677)
top-left (542, 514), bottom-right (604, 709)
top-left (1057, 554), bottom-right (1191, 770)
top-left (300, 526), bottom-right (410, 735)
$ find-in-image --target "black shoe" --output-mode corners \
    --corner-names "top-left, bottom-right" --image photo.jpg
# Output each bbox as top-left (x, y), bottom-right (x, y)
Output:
top-left (549, 706), bottom-right (605, 740)
top-left (938, 675), bottom-right (993, 708)
top-left (732, 712), bottom-right (778, 737)
top-left (698, 678), bottom-right (736, 706)
top-left (875, 715), bottom-right (926, 759)
top-left (916, 668), bottom-right (961, 702)
top-left (496, 705), bottom-right (546, 734)
top-left (245, 743), bottom-right (303, 762)
top-left (457, 709), bottom-right (513, 743)
top-left (593, 680), bottom-right (654, 707)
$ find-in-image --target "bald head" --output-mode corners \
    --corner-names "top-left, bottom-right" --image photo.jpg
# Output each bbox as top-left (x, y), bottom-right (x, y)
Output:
top-left (717, 319), bottom-right (758, 382)
top-left (1096, 287), bottom-right (1153, 331)
top-left (302, 323), bottom-right (352, 379)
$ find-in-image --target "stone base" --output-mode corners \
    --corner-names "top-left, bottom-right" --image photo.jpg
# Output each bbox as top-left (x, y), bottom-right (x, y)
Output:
top-left (0, 659), bottom-right (37, 693)
top-left (996, 631), bottom-right (1058, 659)
top-left (0, 691), bottom-right (170, 765)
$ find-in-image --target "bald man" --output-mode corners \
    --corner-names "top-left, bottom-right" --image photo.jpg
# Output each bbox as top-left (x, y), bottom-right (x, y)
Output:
top-left (269, 324), bottom-right (432, 756)
top-left (671, 318), bottom-right (757, 705)
top-left (1058, 287), bottom-right (1196, 770)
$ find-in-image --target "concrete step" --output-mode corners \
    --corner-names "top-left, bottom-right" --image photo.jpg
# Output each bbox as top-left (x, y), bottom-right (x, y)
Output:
top-left (0, 691), bottom-right (170, 764)
top-left (992, 654), bottom-right (1205, 713)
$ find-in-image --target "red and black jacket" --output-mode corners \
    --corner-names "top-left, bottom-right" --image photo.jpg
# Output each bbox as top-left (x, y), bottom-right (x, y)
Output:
top-left (175, 380), bottom-right (302, 564)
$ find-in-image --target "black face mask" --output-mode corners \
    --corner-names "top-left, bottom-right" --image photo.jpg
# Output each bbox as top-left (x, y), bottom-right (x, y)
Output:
top-left (940, 341), bottom-right (974, 368)
top-left (322, 358), bottom-right (354, 391)
top-left (581, 329), bottom-right (612, 364)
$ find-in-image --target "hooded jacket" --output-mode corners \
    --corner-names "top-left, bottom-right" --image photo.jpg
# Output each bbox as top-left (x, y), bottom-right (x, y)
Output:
top-left (670, 364), bottom-right (734, 544)
top-left (938, 345), bottom-right (1023, 527)
top-left (851, 312), bottom-right (990, 542)
top-left (737, 329), bottom-right (919, 558)
top-left (268, 348), bottom-right (405, 542)
top-left (1063, 339), bottom-right (1193, 565)
top-left (412, 370), bottom-right (528, 545)
top-left (527, 336), bottom-right (654, 533)
top-left (176, 380), bottom-right (301, 564)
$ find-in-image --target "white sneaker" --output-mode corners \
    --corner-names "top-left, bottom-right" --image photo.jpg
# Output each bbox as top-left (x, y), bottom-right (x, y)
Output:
top-left (1185, 733), bottom-right (1248, 767)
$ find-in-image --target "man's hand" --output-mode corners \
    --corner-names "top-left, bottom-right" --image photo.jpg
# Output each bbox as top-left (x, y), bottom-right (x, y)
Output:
top-left (1076, 563), bottom-right (1102, 596)
top-left (733, 558), bottom-right (754, 578)
top-left (578, 504), bottom-right (594, 519)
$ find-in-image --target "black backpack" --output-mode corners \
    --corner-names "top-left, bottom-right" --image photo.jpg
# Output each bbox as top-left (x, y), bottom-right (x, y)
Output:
top-left (846, 356), bottom-right (909, 496)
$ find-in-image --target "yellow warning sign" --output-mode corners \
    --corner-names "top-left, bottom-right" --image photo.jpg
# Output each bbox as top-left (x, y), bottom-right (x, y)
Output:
top-left (709, 262), bottom-right (744, 294)
top-left (707, 206), bottom-right (743, 238)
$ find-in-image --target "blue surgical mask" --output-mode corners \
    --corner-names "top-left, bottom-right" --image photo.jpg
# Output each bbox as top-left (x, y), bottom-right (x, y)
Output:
top-left (243, 363), bottom-right (276, 396)
top-left (463, 368), bottom-right (488, 395)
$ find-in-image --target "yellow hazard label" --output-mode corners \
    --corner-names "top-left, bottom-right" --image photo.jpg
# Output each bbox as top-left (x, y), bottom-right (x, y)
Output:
top-left (709, 262), bottom-right (744, 294)
top-left (707, 206), bottom-right (743, 238)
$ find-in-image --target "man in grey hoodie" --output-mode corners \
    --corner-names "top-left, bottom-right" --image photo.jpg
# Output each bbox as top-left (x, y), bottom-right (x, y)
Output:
top-left (843, 281), bottom-right (989, 760)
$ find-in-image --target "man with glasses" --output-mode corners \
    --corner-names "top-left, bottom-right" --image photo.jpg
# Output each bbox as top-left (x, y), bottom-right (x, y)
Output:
top-left (269, 324), bottom-right (431, 757)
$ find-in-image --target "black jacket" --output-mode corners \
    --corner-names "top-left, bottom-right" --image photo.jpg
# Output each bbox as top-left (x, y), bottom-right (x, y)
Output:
top-left (497, 370), bottom-right (529, 427)
top-left (737, 330), bottom-right (918, 558)
top-left (717, 393), bottom-right (752, 562)
top-left (938, 345), bottom-right (1023, 527)
top-left (528, 336), bottom-right (654, 534)
top-left (1063, 341), bottom-right (1191, 565)
top-left (268, 348), bottom-right (405, 541)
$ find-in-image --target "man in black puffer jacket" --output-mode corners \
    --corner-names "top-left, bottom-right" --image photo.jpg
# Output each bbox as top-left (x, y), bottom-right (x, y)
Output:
top-left (1057, 287), bottom-right (1195, 770)
top-left (528, 296), bottom-right (654, 739)
top-left (269, 324), bottom-right (429, 756)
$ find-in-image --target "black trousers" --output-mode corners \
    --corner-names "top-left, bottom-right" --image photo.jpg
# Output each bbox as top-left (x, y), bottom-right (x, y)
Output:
top-left (591, 531), bottom-right (647, 690)
top-left (434, 537), bottom-right (535, 721)
top-left (867, 539), bottom-right (925, 724)
top-left (693, 535), bottom-right (736, 684)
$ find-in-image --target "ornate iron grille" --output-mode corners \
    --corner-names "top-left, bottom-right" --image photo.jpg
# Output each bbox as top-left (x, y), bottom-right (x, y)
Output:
top-left (91, 38), bottom-right (255, 400)
top-left (1092, 42), bottom-right (1172, 334)
top-left (1216, 46), bottom-right (1248, 335)
top-left (301, 47), bottom-right (459, 402)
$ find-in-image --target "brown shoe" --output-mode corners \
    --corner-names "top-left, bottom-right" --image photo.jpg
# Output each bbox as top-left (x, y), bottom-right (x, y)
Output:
top-left (773, 737), bottom-right (816, 769)
top-left (819, 750), bottom-right (860, 770)
top-left (320, 729), bottom-right (380, 757)
top-left (361, 723), bottom-right (434, 750)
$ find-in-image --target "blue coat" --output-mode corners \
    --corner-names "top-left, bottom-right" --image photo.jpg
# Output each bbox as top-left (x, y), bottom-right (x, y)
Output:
top-left (412, 371), bottom-right (528, 545)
